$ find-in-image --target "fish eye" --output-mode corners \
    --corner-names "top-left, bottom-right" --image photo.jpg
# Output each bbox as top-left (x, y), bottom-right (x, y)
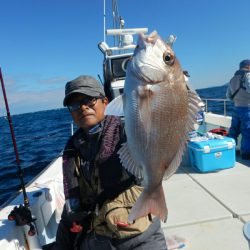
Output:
top-left (163, 51), bottom-right (175, 65)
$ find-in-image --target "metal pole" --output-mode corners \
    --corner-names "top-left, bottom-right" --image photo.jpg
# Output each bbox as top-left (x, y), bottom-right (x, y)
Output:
top-left (224, 100), bottom-right (227, 116)
top-left (0, 68), bottom-right (30, 208)
top-left (71, 122), bottom-right (74, 136)
top-left (104, 0), bottom-right (106, 43)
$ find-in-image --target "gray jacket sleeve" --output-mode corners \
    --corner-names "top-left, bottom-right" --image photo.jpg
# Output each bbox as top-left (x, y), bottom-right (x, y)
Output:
top-left (226, 75), bottom-right (241, 101)
top-left (226, 82), bottom-right (233, 100)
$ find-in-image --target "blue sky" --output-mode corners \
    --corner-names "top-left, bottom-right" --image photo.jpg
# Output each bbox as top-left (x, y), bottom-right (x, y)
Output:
top-left (0, 0), bottom-right (250, 115)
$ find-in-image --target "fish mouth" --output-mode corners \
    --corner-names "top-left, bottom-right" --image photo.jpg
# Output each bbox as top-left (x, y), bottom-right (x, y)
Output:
top-left (134, 69), bottom-right (165, 85)
top-left (131, 61), bottom-right (166, 84)
top-left (144, 79), bottom-right (162, 84)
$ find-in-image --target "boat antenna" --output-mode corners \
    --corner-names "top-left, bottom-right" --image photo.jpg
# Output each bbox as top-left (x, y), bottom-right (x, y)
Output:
top-left (103, 0), bottom-right (106, 43)
top-left (0, 68), bottom-right (29, 208)
top-left (98, 74), bottom-right (103, 85)
top-left (112, 0), bottom-right (122, 47)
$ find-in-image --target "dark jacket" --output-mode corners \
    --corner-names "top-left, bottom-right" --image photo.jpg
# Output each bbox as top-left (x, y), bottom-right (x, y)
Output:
top-left (62, 115), bottom-right (136, 211)
top-left (55, 115), bottom-right (167, 250)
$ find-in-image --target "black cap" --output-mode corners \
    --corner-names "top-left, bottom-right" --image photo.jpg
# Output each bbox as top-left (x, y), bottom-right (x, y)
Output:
top-left (63, 75), bottom-right (105, 106)
top-left (183, 70), bottom-right (190, 77)
top-left (239, 59), bottom-right (250, 69)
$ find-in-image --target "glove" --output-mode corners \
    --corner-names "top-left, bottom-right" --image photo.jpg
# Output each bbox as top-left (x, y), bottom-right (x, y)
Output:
top-left (62, 199), bottom-right (91, 233)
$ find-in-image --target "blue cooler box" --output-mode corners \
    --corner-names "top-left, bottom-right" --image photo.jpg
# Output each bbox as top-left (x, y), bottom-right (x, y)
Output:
top-left (188, 136), bottom-right (236, 172)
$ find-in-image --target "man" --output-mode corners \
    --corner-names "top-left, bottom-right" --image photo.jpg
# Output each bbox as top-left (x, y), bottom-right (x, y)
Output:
top-left (227, 59), bottom-right (250, 160)
top-left (54, 75), bottom-right (168, 250)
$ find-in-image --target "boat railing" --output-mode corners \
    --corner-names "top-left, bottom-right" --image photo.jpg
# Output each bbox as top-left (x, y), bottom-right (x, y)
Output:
top-left (201, 98), bottom-right (231, 116)
top-left (68, 98), bottom-right (231, 133)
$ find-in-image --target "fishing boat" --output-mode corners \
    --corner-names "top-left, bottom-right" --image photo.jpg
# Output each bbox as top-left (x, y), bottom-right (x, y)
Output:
top-left (1, 1), bottom-right (250, 250)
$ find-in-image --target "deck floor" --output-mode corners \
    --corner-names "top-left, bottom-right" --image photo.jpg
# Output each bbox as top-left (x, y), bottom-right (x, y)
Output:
top-left (161, 155), bottom-right (250, 250)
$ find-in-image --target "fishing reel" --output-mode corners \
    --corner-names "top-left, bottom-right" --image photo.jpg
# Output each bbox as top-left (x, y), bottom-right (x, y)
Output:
top-left (8, 205), bottom-right (37, 236)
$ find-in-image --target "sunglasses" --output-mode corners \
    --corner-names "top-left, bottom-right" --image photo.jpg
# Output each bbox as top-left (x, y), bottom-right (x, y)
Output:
top-left (67, 96), bottom-right (102, 112)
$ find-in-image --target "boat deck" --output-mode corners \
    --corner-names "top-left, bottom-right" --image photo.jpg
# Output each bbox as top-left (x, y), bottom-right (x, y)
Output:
top-left (1, 149), bottom-right (250, 249)
top-left (162, 155), bottom-right (250, 250)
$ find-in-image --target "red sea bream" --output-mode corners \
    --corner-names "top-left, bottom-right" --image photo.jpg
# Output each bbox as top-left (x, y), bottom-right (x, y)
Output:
top-left (107, 31), bottom-right (200, 223)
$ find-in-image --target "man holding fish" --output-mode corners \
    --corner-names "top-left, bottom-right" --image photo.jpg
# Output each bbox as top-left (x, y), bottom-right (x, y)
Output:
top-left (54, 30), bottom-right (199, 250)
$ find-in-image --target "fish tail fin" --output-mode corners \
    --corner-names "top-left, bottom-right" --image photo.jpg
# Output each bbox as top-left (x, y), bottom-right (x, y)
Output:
top-left (128, 184), bottom-right (168, 223)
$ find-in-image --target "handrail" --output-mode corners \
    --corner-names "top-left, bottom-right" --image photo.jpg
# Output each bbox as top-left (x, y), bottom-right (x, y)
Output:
top-left (201, 98), bottom-right (231, 116)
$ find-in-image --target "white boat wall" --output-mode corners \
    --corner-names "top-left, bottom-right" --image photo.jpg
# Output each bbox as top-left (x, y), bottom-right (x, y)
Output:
top-left (0, 156), bottom-right (64, 250)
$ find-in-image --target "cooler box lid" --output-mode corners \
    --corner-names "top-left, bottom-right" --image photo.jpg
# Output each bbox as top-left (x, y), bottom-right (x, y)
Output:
top-left (188, 137), bottom-right (235, 153)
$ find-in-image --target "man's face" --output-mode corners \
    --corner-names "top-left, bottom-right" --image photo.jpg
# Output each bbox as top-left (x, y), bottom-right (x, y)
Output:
top-left (67, 93), bottom-right (108, 130)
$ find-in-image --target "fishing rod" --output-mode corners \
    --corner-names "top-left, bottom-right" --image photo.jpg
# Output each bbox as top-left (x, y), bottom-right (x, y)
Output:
top-left (0, 67), bottom-right (29, 207)
top-left (0, 68), bottom-right (36, 235)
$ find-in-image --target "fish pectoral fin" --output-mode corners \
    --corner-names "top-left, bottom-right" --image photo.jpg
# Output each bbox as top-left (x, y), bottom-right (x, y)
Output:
top-left (104, 94), bottom-right (124, 116)
top-left (128, 185), bottom-right (168, 223)
top-left (138, 85), bottom-right (154, 134)
top-left (137, 85), bottom-right (154, 98)
top-left (118, 142), bottom-right (143, 179)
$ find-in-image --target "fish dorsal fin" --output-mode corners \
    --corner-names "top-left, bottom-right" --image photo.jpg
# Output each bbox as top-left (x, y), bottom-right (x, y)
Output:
top-left (118, 142), bottom-right (143, 179)
top-left (104, 94), bottom-right (124, 116)
top-left (163, 89), bottom-right (201, 179)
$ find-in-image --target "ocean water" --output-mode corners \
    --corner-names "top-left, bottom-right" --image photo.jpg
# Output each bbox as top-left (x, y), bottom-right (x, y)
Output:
top-left (0, 108), bottom-right (73, 207)
top-left (0, 85), bottom-right (232, 207)
top-left (197, 84), bottom-right (234, 116)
